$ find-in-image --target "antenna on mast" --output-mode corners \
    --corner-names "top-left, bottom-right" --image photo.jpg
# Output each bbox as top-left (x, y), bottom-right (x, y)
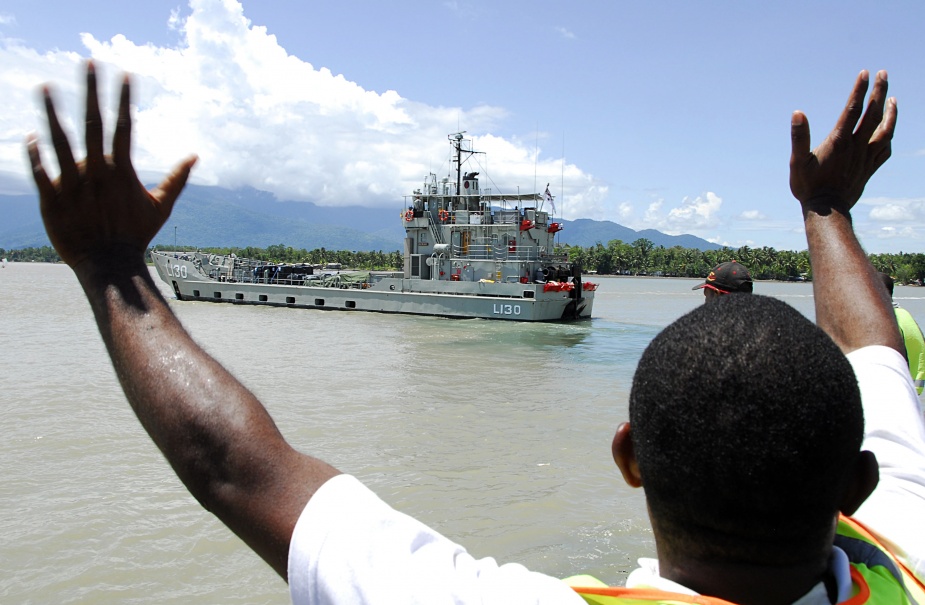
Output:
top-left (533, 125), bottom-right (539, 206)
top-left (449, 131), bottom-right (468, 203)
top-left (560, 132), bottom-right (565, 221)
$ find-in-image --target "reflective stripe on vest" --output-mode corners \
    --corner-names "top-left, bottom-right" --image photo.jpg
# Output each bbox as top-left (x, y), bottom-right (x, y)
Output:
top-left (568, 569), bottom-right (873, 605)
top-left (836, 516), bottom-right (925, 605)
top-left (565, 515), bottom-right (924, 605)
top-left (895, 307), bottom-right (925, 396)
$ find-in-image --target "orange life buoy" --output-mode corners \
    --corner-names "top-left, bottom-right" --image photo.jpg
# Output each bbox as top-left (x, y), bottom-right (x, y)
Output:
top-left (439, 209), bottom-right (450, 222)
top-left (404, 210), bottom-right (413, 222)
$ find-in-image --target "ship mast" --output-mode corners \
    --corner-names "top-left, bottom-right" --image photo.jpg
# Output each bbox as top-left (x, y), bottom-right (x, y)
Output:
top-left (449, 131), bottom-right (483, 207)
top-left (450, 132), bottom-right (466, 204)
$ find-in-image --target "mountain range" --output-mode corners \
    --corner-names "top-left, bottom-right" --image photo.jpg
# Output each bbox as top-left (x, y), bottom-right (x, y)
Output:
top-left (0, 185), bottom-right (721, 252)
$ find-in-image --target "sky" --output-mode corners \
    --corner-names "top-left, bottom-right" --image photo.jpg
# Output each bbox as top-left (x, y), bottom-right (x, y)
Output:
top-left (1, 0), bottom-right (923, 253)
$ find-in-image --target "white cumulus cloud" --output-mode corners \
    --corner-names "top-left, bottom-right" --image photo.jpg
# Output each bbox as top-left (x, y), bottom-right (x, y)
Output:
top-left (609, 192), bottom-right (725, 237)
top-left (874, 226), bottom-right (916, 239)
top-left (644, 199), bottom-right (664, 224)
top-left (0, 0), bottom-right (600, 210)
top-left (867, 202), bottom-right (918, 222)
top-left (850, 196), bottom-right (924, 249)
top-left (665, 192), bottom-right (723, 229)
top-left (617, 201), bottom-right (633, 221)
top-left (739, 209), bottom-right (767, 220)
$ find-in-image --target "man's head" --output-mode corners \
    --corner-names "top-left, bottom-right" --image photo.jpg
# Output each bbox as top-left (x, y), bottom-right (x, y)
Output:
top-left (878, 272), bottom-right (894, 298)
top-left (693, 261), bottom-right (753, 302)
top-left (616, 295), bottom-right (875, 565)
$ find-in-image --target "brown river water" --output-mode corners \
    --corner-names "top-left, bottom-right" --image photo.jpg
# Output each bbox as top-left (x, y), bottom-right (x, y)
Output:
top-left (2, 262), bottom-right (923, 604)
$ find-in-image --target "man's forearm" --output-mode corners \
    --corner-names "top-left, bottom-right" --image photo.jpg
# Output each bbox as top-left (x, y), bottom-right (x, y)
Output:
top-left (73, 253), bottom-right (281, 496)
top-left (804, 207), bottom-right (903, 355)
top-left (73, 252), bottom-right (336, 577)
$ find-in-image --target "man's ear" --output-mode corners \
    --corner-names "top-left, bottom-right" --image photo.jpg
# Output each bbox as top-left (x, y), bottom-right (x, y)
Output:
top-left (840, 450), bottom-right (879, 515)
top-left (613, 422), bottom-right (643, 488)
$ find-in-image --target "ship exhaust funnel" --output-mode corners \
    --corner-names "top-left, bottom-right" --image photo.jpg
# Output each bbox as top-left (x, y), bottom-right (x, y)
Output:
top-left (461, 172), bottom-right (480, 210)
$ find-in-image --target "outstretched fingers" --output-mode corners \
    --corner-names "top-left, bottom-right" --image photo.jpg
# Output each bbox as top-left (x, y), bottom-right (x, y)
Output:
top-left (150, 155), bottom-right (199, 218)
top-left (26, 134), bottom-right (55, 202)
top-left (113, 74), bottom-right (133, 170)
top-left (43, 86), bottom-right (78, 193)
top-left (789, 110), bottom-right (816, 202)
top-left (833, 70), bottom-right (870, 141)
top-left (854, 70), bottom-right (888, 145)
top-left (868, 97), bottom-right (897, 174)
top-left (790, 111), bottom-right (811, 166)
top-left (84, 62), bottom-right (105, 175)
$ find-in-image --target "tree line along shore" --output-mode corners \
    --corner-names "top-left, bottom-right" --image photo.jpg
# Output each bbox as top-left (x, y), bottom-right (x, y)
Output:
top-left (4, 239), bottom-right (923, 285)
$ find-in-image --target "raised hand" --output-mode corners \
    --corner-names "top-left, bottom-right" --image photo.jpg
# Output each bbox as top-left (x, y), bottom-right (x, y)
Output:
top-left (26, 62), bottom-right (197, 269)
top-left (789, 69), bottom-right (896, 215)
top-left (793, 70), bottom-right (903, 356)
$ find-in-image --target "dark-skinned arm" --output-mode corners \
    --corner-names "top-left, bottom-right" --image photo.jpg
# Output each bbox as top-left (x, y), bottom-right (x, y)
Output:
top-left (796, 73), bottom-right (925, 582)
top-left (26, 62), bottom-right (340, 579)
top-left (789, 70), bottom-right (902, 355)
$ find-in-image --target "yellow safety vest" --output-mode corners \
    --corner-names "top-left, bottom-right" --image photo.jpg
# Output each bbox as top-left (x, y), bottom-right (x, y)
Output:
top-left (565, 516), bottom-right (925, 605)
top-left (896, 307), bottom-right (925, 395)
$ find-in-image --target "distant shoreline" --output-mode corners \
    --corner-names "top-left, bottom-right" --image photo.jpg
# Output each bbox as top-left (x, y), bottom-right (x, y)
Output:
top-left (588, 274), bottom-right (814, 285)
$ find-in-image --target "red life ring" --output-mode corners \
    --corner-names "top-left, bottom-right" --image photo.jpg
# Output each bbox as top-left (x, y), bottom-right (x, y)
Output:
top-left (404, 210), bottom-right (414, 222)
top-left (439, 209), bottom-right (450, 222)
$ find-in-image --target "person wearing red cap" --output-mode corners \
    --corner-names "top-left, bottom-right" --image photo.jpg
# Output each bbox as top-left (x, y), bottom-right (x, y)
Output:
top-left (692, 260), bottom-right (753, 302)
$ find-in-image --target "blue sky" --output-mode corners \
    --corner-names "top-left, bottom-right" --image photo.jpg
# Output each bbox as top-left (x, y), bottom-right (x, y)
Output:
top-left (1, 0), bottom-right (923, 253)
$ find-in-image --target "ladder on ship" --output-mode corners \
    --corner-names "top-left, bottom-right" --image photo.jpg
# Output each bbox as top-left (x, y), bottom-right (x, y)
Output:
top-left (428, 212), bottom-right (446, 245)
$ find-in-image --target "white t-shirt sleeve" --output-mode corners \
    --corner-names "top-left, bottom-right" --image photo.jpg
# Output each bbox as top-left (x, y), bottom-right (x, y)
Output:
top-left (288, 474), bottom-right (585, 605)
top-left (849, 346), bottom-right (925, 580)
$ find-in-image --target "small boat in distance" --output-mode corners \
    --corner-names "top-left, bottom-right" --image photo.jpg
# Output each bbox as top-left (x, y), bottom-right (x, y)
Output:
top-left (151, 133), bottom-right (596, 321)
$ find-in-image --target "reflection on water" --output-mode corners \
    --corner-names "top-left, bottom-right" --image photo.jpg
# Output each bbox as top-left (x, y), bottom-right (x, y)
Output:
top-left (2, 265), bottom-right (922, 603)
top-left (410, 316), bottom-right (594, 350)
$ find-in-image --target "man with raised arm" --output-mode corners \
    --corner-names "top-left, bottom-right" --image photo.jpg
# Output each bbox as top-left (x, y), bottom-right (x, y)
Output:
top-left (29, 64), bottom-right (924, 604)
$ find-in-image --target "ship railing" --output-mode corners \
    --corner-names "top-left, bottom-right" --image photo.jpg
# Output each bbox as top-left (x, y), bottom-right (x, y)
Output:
top-left (451, 239), bottom-right (574, 262)
top-left (451, 242), bottom-right (565, 262)
top-left (543, 254), bottom-right (571, 263)
top-left (494, 209), bottom-right (521, 224)
top-left (494, 245), bottom-right (542, 262)
top-left (452, 242), bottom-right (492, 260)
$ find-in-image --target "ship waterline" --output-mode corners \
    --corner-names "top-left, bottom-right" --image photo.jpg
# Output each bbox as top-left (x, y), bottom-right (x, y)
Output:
top-left (151, 251), bottom-right (593, 321)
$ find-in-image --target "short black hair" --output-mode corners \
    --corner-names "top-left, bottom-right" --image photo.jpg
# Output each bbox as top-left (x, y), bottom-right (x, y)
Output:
top-left (878, 272), bottom-right (894, 297)
top-left (629, 295), bottom-right (863, 564)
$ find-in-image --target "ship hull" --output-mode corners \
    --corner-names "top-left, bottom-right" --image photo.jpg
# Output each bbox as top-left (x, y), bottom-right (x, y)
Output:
top-left (152, 252), bottom-right (593, 322)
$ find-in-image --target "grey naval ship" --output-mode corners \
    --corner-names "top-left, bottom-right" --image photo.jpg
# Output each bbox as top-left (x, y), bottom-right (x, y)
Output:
top-left (151, 133), bottom-right (596, 321)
